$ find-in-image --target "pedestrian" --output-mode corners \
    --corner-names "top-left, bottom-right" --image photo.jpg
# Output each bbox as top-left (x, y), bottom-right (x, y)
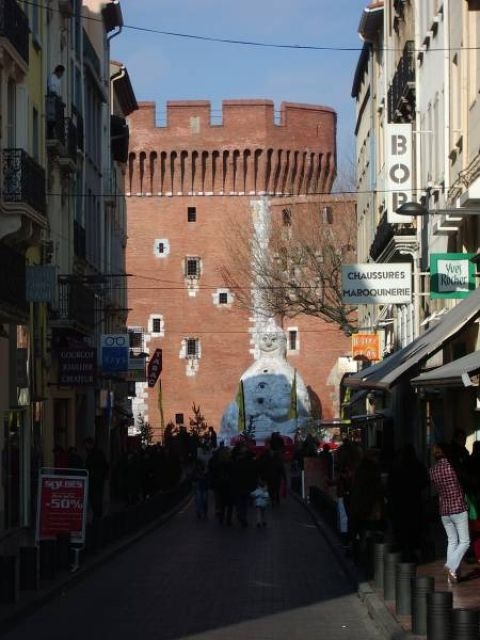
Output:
top-left (83, 437), bottom-right (109, 519)
top-left (230, 442), bottom-right (257, 528)
top-left (47, 64), bottom-right (65, 96)
top-left (387, 444), bottom-right (429, 562)
top-left (208, 443), bottom-right (234, 525)
top-left (192, 458), bottom-right (209, 520)
top-left (250, 478), bottom-right (269, 527)
top-left (429, 442), bottom-right (470, 585)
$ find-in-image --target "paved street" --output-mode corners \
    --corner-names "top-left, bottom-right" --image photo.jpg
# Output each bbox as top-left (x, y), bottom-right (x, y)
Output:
top-left (4, 495), bottom-right (383, 640)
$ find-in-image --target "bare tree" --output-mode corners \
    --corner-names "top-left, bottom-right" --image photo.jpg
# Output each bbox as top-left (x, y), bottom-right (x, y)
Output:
top-left (219, 195), bottom-right (357, 329)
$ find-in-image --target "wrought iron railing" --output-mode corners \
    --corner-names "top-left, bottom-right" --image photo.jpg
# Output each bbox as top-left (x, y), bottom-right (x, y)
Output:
top-left (2, 149), bottom-right (46, 215)
top-left (0, 0), bottom-right (29, 65)
top-left (387, 41), bottom-right (415, 122)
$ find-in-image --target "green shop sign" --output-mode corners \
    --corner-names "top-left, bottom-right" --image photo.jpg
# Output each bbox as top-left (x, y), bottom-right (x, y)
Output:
top-left (430, 253), bottom-right (476, 299)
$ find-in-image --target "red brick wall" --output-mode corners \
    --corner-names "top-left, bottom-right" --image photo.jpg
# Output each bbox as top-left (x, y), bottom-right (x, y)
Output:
top-left (126, 100), bottom-right (352, 440)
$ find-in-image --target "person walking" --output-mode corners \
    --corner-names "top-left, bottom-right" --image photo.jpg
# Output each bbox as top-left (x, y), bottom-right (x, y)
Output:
top-left (429, 442), bottom-right (470, 585)
top-left (250, 478), bottom-right (269, 527)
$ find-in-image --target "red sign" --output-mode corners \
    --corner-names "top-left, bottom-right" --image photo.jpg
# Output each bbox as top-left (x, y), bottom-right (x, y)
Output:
top-left (147, 348), bottom-right (162, 387)
top-left (36, 471), bottom-right (88, 544)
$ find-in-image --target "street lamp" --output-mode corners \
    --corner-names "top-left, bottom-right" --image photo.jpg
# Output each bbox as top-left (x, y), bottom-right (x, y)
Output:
top-left (396, 202), bottom-right (480, 216)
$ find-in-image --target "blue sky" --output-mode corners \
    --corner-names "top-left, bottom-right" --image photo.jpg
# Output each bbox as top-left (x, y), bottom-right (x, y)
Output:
top-left (111, 0), bottom-right (368, 179)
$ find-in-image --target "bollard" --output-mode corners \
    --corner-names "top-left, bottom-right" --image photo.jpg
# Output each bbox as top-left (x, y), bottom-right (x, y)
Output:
top-left (427, 591), bottom-right (453, 640)
top-left (451, 608), bottom-right (479, 640)
top-left (383, 551), bottom-right (401, 601)
top-left (56, 532), bottom-right (72, 570)
top-left (411, 575), bottom-right (434, 635)
top-left (373, 542), bottom-right (389, 590)
top-left (395, 562), bottom-right (416, 616)
top-left (20, 546), bottom-right (40, 591)
top-left (39, 539), bottom-right (57, 580)
top-left (0, 555), bottom-right (20, 603)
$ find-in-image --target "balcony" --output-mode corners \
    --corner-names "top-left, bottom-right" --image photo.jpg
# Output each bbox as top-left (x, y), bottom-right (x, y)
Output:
top-left (387, 41), bottom-right (415, 123)
top-left (2, 149), bottom-right (47, 222)
top-left (46, 95), bottom-right (66, 147)
top-left (369, 211), bottom-right (416, 261)
top-left (0, 0), bottom-right (29, 67)
top-left (52, 279), bottom-right (95, 331)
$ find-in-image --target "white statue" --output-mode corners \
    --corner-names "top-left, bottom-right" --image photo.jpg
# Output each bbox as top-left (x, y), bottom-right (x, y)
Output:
top-left (219, 321), bottom-right (311, 445)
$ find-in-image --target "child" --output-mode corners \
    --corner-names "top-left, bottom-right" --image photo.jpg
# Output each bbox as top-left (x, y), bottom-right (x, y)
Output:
top-left (250, 478), bottom-right (270, 527)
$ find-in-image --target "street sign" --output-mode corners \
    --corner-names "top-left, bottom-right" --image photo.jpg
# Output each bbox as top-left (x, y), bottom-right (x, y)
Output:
top-left (147, 348), bottom-right (162, 387)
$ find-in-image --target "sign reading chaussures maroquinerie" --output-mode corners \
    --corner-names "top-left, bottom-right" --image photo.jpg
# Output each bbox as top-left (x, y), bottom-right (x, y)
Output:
top-left (342, 263), bottom-right (412, 305)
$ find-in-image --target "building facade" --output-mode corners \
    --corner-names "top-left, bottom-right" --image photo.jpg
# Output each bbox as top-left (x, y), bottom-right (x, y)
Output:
top-left (126, 99), bottom-right (354, 441)
top-left (350, 0), bottom-right (480, 457)
top-left (0, 0), bottom-right (135, 536)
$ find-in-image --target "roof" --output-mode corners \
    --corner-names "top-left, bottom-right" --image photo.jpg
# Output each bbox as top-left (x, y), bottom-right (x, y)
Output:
top-left (411, 350), bottom-right (480, 388)
top-left (344, 286), bottom-right (480, 390)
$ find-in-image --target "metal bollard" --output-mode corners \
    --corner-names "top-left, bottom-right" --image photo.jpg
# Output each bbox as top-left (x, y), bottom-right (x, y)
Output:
top-left (427, 591), bottom-right (453, 640)
top-left (411, 575), bottom-right (434, 635)
top-left (451, 608), bottom-right (479, 640)
top-left (395, 562), bottom-right (416, 616)
top-left (373, 542), bottom-right (389, 590)
top-left (383, 550), bottom-right (401, 601)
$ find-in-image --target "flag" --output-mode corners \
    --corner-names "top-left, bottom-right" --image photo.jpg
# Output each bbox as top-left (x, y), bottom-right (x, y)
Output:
top-left (287, 370), bottom-right (297, 421)
top-left (158, 379), bottom-right (165, 440)
top-left (236, 380), bottom-right (246, 432)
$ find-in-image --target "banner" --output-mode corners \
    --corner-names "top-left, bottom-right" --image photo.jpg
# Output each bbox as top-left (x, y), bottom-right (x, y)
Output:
top-left (236, 380), bottom-right (246, 432)
top-left (287, 370), bottom-right (297, 421)
top-left (36, 469), bottom-right (89, 544)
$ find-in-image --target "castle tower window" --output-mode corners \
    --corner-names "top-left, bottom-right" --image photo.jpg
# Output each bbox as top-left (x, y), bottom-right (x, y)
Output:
top-left (185, 256), bottom-right (201, 278)
top-left (158, 242), bottom-right (165, 254)
top-left (187, 206), bottom-right (197, 222)
top-left (218, 292), bottom-right (228, 304)
top-left (282, 207), bottom-right (292, 226)
top-left (321, 206), bottom-right (333, 224)
top-left (288, 329), bottom-right (298, 352)
top-left (186, 338), bottom-right (199, 357)
top-left (152, 317), bottom-right (162, 333)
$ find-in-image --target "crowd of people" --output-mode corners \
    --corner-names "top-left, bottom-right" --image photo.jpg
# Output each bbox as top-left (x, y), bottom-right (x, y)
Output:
top-left (191, 432), bottom-right (287, 528)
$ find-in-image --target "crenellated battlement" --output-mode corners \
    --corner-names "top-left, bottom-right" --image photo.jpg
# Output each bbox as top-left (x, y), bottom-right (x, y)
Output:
top-left (127, 99), bottom-right (337, 196)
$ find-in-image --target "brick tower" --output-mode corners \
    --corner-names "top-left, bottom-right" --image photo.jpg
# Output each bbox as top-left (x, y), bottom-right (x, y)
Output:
top-left (126, 99), bottom-right (353, 440)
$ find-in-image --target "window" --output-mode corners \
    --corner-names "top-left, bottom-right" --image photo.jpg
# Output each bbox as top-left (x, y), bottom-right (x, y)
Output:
top-left (128, 328), bottom-right (144, 350)
top-left (185, 257), bottom-right (200, 278)
top-left (158, 242), bottom-right (165, 254)
top-left (219, 292), bottom-right (228, 304)
top-left (186, 338), bottom-right (199, 357)
top-left (175, 413), bottom-right (184, 425)
top-left (321, 207), bottom-right (333, 224)
top-left (152, 317), bottom-right (162, 333)
top-left (282, 208), bottom-right (292, 226)
top-left (288, 329), bottom-right (298, 351)
top-left (187, 206), bottom-right (197, 222)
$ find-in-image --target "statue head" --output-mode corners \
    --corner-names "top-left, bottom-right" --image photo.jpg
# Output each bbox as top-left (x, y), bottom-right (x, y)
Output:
top-left (256, 320), bottom-right (287, 358)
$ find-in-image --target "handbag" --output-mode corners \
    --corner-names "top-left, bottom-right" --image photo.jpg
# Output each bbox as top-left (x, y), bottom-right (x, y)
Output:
top-left (466, 492), bottom-right (478, 521)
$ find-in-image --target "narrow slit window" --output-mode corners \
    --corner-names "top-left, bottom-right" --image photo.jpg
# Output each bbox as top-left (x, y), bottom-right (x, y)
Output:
top-left (152, 317), bottom-right (162, 333)
top-left (186, 338), bottom-right (199, 356)
top-left (219, 292), bottom-right (228, 304)
top-left (187, 206), bottom-right (197, 222)
top-left (288, 330), bottom-right (298, 351)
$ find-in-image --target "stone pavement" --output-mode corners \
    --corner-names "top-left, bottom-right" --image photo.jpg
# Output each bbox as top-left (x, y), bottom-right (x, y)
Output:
top-left (1, 492), bottom-right (387, 640)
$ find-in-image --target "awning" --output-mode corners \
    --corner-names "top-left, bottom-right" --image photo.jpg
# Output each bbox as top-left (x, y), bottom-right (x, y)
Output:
top-left (344, 286), bottom-right (480, 390)
top-left (411, 350), bottom-right (480, 388)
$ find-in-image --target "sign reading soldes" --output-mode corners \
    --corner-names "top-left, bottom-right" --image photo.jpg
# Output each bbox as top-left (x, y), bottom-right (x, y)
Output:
top-left (36, 470), bottom-right (89, 544)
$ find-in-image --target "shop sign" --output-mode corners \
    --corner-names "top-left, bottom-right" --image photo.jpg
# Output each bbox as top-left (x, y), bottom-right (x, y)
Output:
top-left (342, 263), bottom-right (412, 304)
top-left (147, 348), bottom-right (162, 387)
top-left (36, 470), bottom-right (89, 544)
top-left (26, 265), bottom-right (57, 302)
top-left (430, 253), bottom-right (476, 299)
top-left (101, 334), bottom-right (129, 372)
top-left (58, 347), bottom-right (96, 386)
top-left (386, 123), bottom-right (413, 222)
top-left (352, 333), bottom-right (381, 362)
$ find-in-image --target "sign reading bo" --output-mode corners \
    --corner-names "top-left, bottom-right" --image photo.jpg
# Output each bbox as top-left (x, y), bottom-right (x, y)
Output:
top-left (147, 348), bottom-right (162, 387)
top-left (101, 334), bottom-right (129, 373)
top-left (386, 123), bottom-right (413, 223)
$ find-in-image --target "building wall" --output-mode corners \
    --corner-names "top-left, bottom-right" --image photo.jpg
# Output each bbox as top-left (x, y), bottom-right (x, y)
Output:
top-left (126, 100), bottom-right (352, 438)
